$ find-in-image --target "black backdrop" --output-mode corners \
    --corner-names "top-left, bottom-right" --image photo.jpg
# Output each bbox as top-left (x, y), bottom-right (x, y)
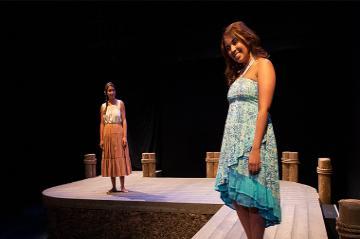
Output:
top-left (1, 1), bottom-right (359, 217)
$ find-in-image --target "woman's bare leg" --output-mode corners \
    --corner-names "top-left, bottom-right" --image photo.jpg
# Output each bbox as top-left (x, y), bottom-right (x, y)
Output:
top-left (120, 176), bottom-right (128, 192)
top-left (107, 177), bottom-right (118, 193)
top-left (233, 201), bottom-right (252, 239)
top-left (249, 207), bottom-right (265, 239)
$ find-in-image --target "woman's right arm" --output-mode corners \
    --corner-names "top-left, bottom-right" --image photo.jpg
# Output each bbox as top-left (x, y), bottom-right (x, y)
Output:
top-left (100, 105), bottom-right (104, 149)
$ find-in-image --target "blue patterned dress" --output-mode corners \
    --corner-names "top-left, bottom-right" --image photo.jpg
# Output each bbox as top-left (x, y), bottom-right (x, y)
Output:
top-left (215, 77), bottom-right (281, 227)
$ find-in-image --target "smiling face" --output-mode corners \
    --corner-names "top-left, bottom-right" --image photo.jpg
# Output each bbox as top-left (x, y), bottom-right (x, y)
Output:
top-left (106, 85), bottom-right (116, 100)
top-left (223, 34), bottom-right (251, 65)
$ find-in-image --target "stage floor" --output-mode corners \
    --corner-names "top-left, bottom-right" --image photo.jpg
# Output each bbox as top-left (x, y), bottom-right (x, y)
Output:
top-left (43, 171), bottom-right (328, 239)
top-left (43, 171), bottom-right (223, 214)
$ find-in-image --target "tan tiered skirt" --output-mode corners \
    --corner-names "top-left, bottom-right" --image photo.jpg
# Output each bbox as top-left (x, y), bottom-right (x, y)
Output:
top-left (101, 123), bottom-right (132, 177)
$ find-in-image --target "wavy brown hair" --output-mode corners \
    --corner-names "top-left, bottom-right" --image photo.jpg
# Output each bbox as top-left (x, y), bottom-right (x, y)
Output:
top-left (221, 21), bottom-right (269, 86)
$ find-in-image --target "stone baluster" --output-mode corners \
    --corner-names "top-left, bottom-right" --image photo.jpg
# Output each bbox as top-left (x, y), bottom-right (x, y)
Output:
top-left (317, 158), bottom-right (332, 204)
top-left (281, 151), bottom-right (290, 181)
top-left (281, 151), bottom-right (299, 182)
top-left (288, 152), bottom-right (299, 182)
top-left (336, 199), bottom-right (360, 239)
top-left (141, 153), bottom-right (156, 177)
top-left (206, 152), bottom-right (220, 178)
top-left (84, 154), bottom-right (97, 178)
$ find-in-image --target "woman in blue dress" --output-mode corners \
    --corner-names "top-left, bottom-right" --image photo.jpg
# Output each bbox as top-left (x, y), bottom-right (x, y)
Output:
top-left (215, 21), bottom-right (281, 239)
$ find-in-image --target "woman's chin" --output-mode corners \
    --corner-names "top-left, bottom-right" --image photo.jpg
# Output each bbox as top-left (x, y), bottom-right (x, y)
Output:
top-left (234, 56), bottom-right (244, 64)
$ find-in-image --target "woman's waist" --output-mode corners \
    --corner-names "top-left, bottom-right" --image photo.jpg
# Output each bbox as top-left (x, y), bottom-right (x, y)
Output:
top-left (228, 100), bottom-right (257, 111)
top-left (104, 122), bottom-right (122, 126)
top-left (225, 107), bottom-right (272, 124)
top-left (228, 95), bottom-right (257, 104)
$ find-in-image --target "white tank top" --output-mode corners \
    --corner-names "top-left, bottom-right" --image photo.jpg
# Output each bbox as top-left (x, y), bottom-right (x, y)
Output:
top-left (102, 100), bottom-right (122, 124)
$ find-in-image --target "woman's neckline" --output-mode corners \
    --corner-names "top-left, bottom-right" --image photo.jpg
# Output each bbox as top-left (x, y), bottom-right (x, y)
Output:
top-left (107, 99), bottom-right (118, 106)
top-left (237, 76), bottom-right (258, 84)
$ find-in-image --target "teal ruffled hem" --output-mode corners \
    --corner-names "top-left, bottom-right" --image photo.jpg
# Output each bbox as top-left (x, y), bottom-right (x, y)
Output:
top-left (215, 168), bottom-right (281, 227)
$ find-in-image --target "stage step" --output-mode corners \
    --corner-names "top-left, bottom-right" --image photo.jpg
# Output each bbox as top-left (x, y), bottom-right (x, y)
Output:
top-left (192, 206), bottom-right (234, 239)
top-left (192, 181), bottom-right (328, 239)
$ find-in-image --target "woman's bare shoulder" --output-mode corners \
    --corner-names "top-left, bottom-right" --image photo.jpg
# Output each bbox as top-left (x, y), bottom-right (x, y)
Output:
top-left (117, 99), bottom-right (125, 105)
top-left (256, 57), bottom-right (273, 65)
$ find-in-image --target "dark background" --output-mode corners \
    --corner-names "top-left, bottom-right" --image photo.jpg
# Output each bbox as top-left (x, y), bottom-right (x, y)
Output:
top-left (0, 1), bottom-right (359, 237)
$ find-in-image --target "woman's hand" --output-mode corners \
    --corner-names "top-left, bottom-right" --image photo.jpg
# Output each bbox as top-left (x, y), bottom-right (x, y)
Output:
top-left (248, 148), bottom-right (261, 175)
top-left (99, 140), bottom-right (104, 150)
top-left (122, 137), bottom-right (127, 148)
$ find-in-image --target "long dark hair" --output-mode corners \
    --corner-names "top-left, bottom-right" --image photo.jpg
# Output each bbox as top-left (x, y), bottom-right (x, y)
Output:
top-left (220, 21), bottom-right (269, 86)
top-left (103, 82), bottom-right (116, 115)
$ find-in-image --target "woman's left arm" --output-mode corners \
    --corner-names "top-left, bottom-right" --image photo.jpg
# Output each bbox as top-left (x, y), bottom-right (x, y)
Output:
top-left (120, 100), bottom-right (128, 147)
top-left (249, 59), bottom-right (276, 174)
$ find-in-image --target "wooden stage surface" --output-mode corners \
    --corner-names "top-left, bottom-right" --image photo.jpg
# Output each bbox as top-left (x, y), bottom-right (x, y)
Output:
top-left (43, 171), bottom-right (328, 239)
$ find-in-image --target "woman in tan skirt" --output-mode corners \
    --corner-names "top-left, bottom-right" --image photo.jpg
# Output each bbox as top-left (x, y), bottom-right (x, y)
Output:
top-left (100, 82), bottom-right (132, 194)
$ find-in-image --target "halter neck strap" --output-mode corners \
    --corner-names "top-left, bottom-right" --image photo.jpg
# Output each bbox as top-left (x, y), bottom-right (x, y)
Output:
top-left (240, 57), bottom-right (255, 77)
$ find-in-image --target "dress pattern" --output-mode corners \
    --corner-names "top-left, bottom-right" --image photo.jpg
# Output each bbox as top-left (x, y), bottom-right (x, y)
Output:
top-left (215, 77), bottom-right (281, 227)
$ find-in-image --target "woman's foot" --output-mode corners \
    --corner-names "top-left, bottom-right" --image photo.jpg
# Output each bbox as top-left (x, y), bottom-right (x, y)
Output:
top-left (107, 188), bottom-right (119, 194)
top-left (120, 188), bottom-right (129, 193)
